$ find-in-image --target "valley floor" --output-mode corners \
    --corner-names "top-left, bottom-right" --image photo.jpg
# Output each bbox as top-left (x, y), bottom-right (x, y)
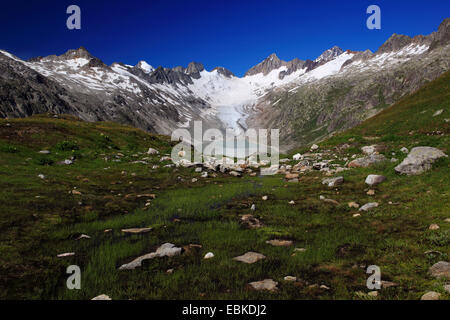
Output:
top-left (0, 72), bottom-right (449, 300)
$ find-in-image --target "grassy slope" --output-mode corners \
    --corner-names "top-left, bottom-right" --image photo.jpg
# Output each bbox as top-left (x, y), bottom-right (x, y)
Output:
top-left (0, 72), bottom-right (448, 300)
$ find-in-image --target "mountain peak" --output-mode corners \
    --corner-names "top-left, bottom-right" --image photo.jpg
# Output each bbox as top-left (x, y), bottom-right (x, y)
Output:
top-left (136, 60), bottom-right (154, 74)
top-left (61, 46), bottom-right (93, 60)
top-left (314, 46), bottom-right (344, 63)
top-left (429, 17), bottom-right (450, 51)
top-left (377, 34), bottom-right (413, 54)
top-left (212, 66), bottom-right (235, 78)
top-left (245, 53), bottom-right (287, 77)
top-left (186, 62), bottom-right (205, 79)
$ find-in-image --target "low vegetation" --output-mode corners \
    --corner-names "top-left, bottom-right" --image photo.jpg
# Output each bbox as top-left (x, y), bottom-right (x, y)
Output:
top-left (0, 72), bottom-right (448, 300)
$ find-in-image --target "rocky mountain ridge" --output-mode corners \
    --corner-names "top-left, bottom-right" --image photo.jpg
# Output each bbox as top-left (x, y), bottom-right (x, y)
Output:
top-left (0, 18), bottom-right (448, 151)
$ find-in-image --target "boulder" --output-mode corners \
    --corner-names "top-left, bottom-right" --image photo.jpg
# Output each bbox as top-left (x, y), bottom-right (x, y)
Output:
top-left (421, 291), bottom-right (440, 300)
top-left (429, 261), bottom-right (450, 279)
top-left (395, 147), bottom-right (447, 175)
top-left (322, 176), bottom-right (344, 187)
top-left (365, 175), bottom-right (386, 186)
top-left (266, 239), bottom-right (294, 247)
top-left (359, 202), bottom-right (379, 211)
top-left (233, 252), bottom-right (266, 264)
top-left (248, 279), bottom-right (278, 292)
top-left (361, 145), bottom-right (382, 155)
top-left (119, 243), bottom-right (182, 270)
top-left (348, 154), bottom-right (387, 168)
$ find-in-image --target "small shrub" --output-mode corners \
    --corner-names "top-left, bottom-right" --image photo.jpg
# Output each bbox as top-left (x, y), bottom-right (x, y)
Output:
top-left (36, 157), bottom-right (54, 166)
top-left (55, 140), bottom-right (79, 151)
top-left (0, 144), bottom-right (19, 153)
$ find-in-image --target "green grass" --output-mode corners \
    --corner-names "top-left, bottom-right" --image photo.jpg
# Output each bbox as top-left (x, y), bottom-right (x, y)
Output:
top-left (0, 72), bottom-right (449, 300)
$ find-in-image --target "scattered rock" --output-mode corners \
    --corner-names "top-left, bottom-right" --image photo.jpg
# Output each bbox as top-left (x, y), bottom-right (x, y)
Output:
top-left (284, 276), bottom-right (297, 282)
top-left (421, 291), bottom-right (440, 300)
top-left (294, 248), bottom-right (306, 252)
top-left (285, 173), bottom-right (299, 180)
top-left (76, 234), bottom-right (91, 240)
top-left (147, 148), bottom-right (159, 155)
top-left (444, 284), bottom-right (450, 294)
top-left (395, 147), bottom-right (447, 175)
top-left (71, 190), bottom-right (81, 195)
top-left (191, 178), bottom-right (198, 183)
top-left (91, 294), bottom-right (112, 300)
top-left (201, 172), bottom-right (208, 178)
top-left (400, 147), bottom-right (409, 154)
top-left (323, 198), bottom-right (339, 206)
top-left (292, 153), bottom-right (302, 160)
top-left (381, 280), bottom-right (398, 288)
top-left (348, 202), bottom-right (360, 209)
top-left (250, 204), bottom-right (256, 211)
top-left (204, 252), bottom-right (214, 259)
top-left (353, 213), bottom-right (361, 218)
top-left (320, 284), bottom-right (330, 290)
top-left (121, 227), bottom-right (152, 234)
top-left (262, 196), bottom-right (268, 201)
top-left (195, 167), bottom-right (202, 173)
top-left (362, 145), bottom-right (381, 155)
top-left (136, 194), bottom-right (156, 199)
top-left (248, 279), bottom-right (278, 292)
top-left (119, 243), bottom-right (182, 270)
top-left (57, 252), bottom-right (75, 258)
top-left (229, 171), bottom-right (242, 177)
top-left (348, 154), bottom-right (387, 168)
top-left (38, 174), bottom-right (45, 179)
top-left (367, 189), bottom-right (375, 196)
top-left (233, 252), bottom-right (266, 264)
top-left (429, 261), bottom-right (450, 279)
top-left (368, 291), bottom-right (378, 297)
top-left (429, 224), bottom-right (440, 230)
top-left (240, 214), bottom-right (263, 229)
top-left (160, 156), bottom-right (171, 162)
top-left (365, 175), bottom-right (386, 186)
top-left (310, 144), bottom-right (319, 151)
top-left (359, 202), bottom-right (379, 211)
top-left (266, 239), bottom-right (293, 247)
top-left (288, 200), bottom-right (295, 205)
top-left (433, 109), bottom-right (443, 117)
top-left (322, 176), bottom-right (344, 187)
top-left (39, 150), bottom-right (50, 154)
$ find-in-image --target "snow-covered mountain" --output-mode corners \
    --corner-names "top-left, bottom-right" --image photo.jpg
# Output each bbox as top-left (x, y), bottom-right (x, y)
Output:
top-left (0, 18), bottom-right (448, 149)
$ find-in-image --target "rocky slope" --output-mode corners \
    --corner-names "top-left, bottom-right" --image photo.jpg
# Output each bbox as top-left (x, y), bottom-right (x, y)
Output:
top-left (249, 18), bottom-right (450, 150)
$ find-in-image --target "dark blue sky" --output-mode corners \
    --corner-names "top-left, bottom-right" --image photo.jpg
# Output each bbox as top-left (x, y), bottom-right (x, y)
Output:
top-left (0, 0), bottom-right (448, 76)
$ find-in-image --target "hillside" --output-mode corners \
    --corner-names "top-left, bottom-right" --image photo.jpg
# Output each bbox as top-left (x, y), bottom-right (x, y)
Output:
top-left (0, 72), bottom-right (448, 300)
